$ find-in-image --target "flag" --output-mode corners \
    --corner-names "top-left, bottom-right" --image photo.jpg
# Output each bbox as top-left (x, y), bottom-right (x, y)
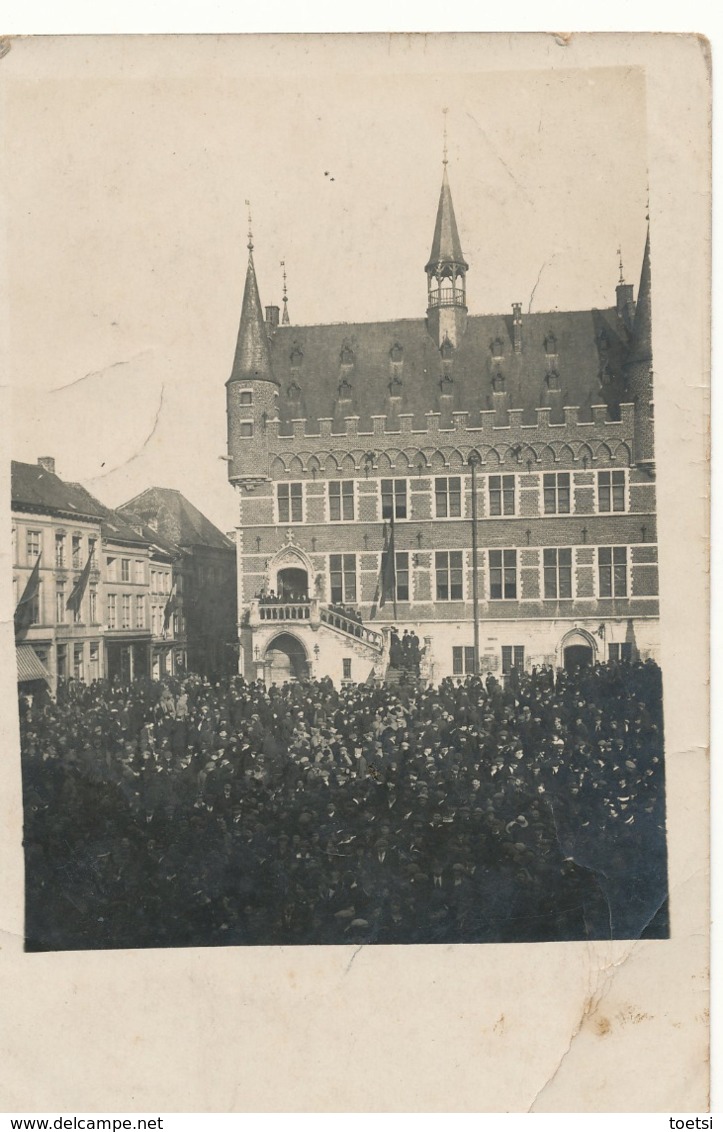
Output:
top-left (373, 522), bottom-right (389, 620)
top-left (163, 583), bottom-right (178, 628)
top-left (14, 553), bottom-right (42, 640)
top-left (379, 515), bottom-right (396, 614)
top-left (66, 547), bottom-right (95, 613)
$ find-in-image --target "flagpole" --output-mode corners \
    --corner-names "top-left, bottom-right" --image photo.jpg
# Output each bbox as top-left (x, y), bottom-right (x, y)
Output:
top-left (468, 452), bottom-right (481, 675)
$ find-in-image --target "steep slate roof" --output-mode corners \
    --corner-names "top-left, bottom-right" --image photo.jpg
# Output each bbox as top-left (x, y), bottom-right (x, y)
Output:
top-left (269, 306), bottom-right (632, 432)
top-left (67, 483), bottom-right (152, 547)
top-left (628, 228), bottom-right (651, 365)
top-left (228, 251), bottom-right (277, 386)
top-left (11, 461), bottom-right (106, 520)
top-left (426, 167), bottom-right (467, 270)
top-left (119, 487), bottom-right (234, 552)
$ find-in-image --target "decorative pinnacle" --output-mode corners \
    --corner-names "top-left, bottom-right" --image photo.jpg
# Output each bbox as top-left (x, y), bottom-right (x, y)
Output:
top-left (617, 245), bottom-right (625, 285)
top-left (281, 260), bottom-right (288, 302)
top-left (442, 107), bottom-right (449, 166)
top-left (245, 199), bottom-right (253, 252)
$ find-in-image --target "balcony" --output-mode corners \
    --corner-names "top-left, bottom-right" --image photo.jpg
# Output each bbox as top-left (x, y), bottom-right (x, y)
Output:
top-left (428, 287), bottom-right (466, 309)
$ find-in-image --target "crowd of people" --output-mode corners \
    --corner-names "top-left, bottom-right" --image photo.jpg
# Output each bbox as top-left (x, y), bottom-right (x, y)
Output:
top-left (19, 660), bottom-right (668, 951)
top-left (388, 628), bottom-right (424, 675)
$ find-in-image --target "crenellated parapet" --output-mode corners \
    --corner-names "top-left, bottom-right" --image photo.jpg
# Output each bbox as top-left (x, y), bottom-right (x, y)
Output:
top-left (230, 402), bottom-right (637, 480)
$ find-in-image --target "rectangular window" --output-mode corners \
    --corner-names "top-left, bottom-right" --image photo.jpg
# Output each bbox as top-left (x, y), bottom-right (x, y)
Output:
top-left (488, 474), bottom-right (516, 516)
top-left (73, 600), bottom-right (82, 624)
top-left (543, 472), bottom-right (571, 514)
top-left (107, 594), bottom-right (117, 629)
top-left (56, 644), bottom-right (67, 679)
top-left (239, 391), bottom-right (253, 405)
top-left (26, 530), bottom-right (41, 559)
top-left (435, 476), bottom-right (462, 518)
top-left (489, 549), bottom-right (517, 600)
top-left (239, 421), bottom-right (254, 437)
top-left (381, 478), bottom-right (408, 520)
top-left (151, 606), bottom-right (158, 636)
top-left (89, 585), bottom-right (97, 623)
top-left (597, 470), bottom-right (626, 512)
top-left (73, 645), bottom-right (84, 681)
top-left (329, 554), bottom-right (357, 604)
top-left (452, 646), bottom-right (476, 675)
top-left (329, 480), bottom-right (355, 521)
top-left (121, 594), bottom-right (131, 629)
top-left (543, 547), bottom-right (573, 599)
top-left (608, 642), bottom-right (633, 663)
top-left (121, 558), bottom-right (131, 582)
top-left (55, 532), bottom-right (66, 568)
top-left (55, 586), bottom-right (66, 623)
top-left (134, 559), bottom-right (145, 583)
top-left (598, 546), bottom-right (628, 597)
top-left (89, 642), bottom-right (99, 677)
top-left (72, 534), bottom-right (82, 569)
top-left (501, 645), bottom-right (525, 675)
top-left (342, 658), bottom-right (352, 681)
top-left (136, 595), bottom-right (145, 628)
top-left (395, 551), bottom-right (410, 601)
top-left (30, 585), bottom-right (41, 626)
top-left (277, 482), bottom-right (303, 523)
top-left (435, 550), bottom-right (464, 601)
top-left (107, 556), bottom-right (117, 582)
top-left (88, 537), bottom-right (97, 563)
top-left (151, 569), bottom-right (157, 593)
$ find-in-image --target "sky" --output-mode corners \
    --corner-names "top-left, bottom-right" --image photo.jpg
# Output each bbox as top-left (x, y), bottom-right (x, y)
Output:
top-left (5, 38), bottom-right (649, 533)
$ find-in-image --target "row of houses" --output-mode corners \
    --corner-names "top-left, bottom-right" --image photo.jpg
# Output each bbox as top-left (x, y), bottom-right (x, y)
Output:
top-left (13, 458), bottom-right (236, 693)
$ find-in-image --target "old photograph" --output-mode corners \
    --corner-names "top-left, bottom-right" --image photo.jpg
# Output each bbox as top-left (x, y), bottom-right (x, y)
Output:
top-left (8, 44), bottom-right (673, 954)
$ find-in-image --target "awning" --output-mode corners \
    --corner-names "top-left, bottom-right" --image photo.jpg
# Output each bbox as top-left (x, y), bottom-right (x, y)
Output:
top-left (16, 644), bottom-right (51, 684)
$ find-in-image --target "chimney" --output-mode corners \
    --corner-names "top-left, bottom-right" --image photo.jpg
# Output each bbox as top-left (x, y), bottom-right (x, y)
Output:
top-left (37, 456), bottom-right (55, 474)
top-left (265, 305), bottom-right (280, 333)
top-left (616, 282), bottom-right (636, 331)
top-left (512, 303), bottom-right (522, 354)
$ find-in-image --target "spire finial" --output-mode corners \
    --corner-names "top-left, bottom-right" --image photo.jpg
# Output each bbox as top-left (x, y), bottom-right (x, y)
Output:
top-left (442, 107), bottom-right (449, 166)
top-left (617, 245), bottom-right (625, 285)
top-left (281, 259), bottom-right (290, 325)
top-left (245, 199), bottom-right (253, 252)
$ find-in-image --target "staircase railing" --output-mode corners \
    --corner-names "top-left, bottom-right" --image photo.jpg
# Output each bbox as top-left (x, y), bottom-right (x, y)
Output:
top-left (320, 606), bottom-right (383, 650)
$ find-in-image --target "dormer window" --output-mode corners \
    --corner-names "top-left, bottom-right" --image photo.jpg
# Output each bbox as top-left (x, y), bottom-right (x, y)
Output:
top-left (338, 377), bottom-right (353, 399)
top-left (340, 344), bottom-right (355, 367)
top-left (490, 337), bottom-right (505, 359)
top-left (389, 343), bottom-right (403, 364)
top-left (545, 369), bottom-right (561, 392)
top-left (290, 345), bottom-right (304, 367)
top-left (492, 370), bottom-right (506, 393)
top-left (288, 379), bottom-right (302, 400)
top-left (544, 333), bottom-right (557, 355)
top-left (440, 335), bottom-right (454, 362)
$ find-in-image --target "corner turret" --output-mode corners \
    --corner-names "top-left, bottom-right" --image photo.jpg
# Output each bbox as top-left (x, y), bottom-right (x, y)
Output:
top-left (624, 229), bottom-right (654, 467)
top-left (226, 219), bottom-right (279, 483)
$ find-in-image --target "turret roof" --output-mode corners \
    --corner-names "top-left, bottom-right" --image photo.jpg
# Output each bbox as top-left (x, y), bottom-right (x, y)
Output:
top-left (229, 251), bottom-right (277, 385)
top-left (426, 167), bottom-right (467, 272)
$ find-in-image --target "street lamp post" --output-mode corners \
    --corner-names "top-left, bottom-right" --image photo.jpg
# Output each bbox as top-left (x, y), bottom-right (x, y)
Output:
top-left (467, 451), bottom-right (481, 675)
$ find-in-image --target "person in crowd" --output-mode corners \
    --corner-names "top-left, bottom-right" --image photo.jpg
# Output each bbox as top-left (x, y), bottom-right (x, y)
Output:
top-left (19, 658), bottom-right (668, 951)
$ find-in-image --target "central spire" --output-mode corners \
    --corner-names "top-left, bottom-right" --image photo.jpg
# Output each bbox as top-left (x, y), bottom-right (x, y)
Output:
top-left (426, 115), bottom-right (468, 348)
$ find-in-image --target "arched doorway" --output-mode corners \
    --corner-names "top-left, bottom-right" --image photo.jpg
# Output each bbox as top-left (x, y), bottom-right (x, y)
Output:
top-left (559, 628), bottom-right (597, 672)
top-left (277, 567), bottom-right (309, 601)
top-left (264, 633), bottom-right (309, 683)
top-left (564, 644), bottom-right (593, 671)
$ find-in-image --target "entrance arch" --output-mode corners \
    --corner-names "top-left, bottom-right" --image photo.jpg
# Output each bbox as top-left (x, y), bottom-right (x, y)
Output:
top-left (277, 566), bottom-right (309, 601)
top-left (264, 632), bottom-right (310, 683)
top-left (558, 627), bottom-right (598, 672)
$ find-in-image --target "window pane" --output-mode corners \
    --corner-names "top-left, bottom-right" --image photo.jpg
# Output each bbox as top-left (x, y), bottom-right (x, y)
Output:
top-left (501, 646), bottom-right (512, 674)
top-left (435, 479), bottom-right (448, 518)
top-left (544, 567), bottom-right (557, 599)
top-left (449, 478), bottom-right (461, 517)
top-left (452, 646), bottom-right (463, 675)
top-left (464, 647), bottom-right (476, 674)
